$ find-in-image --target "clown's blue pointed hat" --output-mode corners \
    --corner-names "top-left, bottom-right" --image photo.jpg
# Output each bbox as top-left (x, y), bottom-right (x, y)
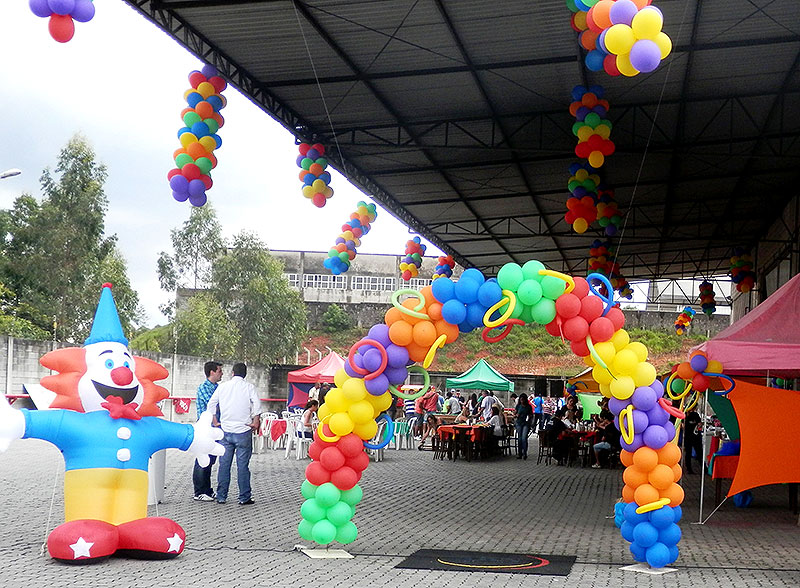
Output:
top-left (84, 282), bottom-right (129, 346)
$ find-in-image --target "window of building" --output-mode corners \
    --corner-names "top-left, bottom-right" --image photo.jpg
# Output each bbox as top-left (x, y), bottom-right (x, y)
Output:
top-left (303, 274), bottom-right (347, 289)
top-left (408, 278), bottom-right (432, 289)
top-left (351, 276), bottom-right (397, 291)
top-left (284, 273), bottom-right (300, 288)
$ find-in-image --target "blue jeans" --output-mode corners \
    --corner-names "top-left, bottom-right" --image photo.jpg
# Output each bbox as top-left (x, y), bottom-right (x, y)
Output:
top-left (216, 431), bottom-right (253, 503)
top-left (516, 423), bottom-right (530, 456)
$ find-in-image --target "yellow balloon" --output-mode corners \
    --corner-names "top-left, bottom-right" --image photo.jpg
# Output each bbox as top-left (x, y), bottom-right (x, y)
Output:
top-left (575, 169), bottom-right (589, 181)
top-left (588, 174), bottom-right (601, 185)
top-left (592, 364), bottom-right (614, 385)
top-left (613, 349), bottom-right (639, 375)
top-left (707, 360), bottom-right (723, 373)
top-left (605, 24), bottom-right (636, 55)
top-left (334, 368), bottom-right (349, 388)
top-left (179, 133), bottom-right (198, 148)
top-left (626, 341), bottom-right (648, 362)
top-left (616, 52), bottom-right (640, 77)
top-left (329, 412), bottom-right (355, 436)
top-left (583, 353), bottom-right (596, 367)
top-left (353, 419), bottom-right (378, 441)
top-left (302, 185), bottom-right (315, 198)
top-left (631, 7), bottom-right (663, 41)
top-left (348, 400), bottom-right (374, 424)
top-left (323, 187), bottom-right (333, 197)
top-left (594, 124), bottom-right (611, 140)
top-left (312, 179), bottom-right (327, 192)
top-left (599, 383), bottom-right (612, 398)
top-left (342, 377), bottom-right (367, 402)
top-left (199, 136), bottom-right (217, 153)
top-left (573, 218), bottom-right (589, 233)
top-left (197, 81), bottom-right (216, 99)
top-left (654, 31), bottom-right (672, 59)
top-left (577, 126), bottom-right (594, 142)
top-left (342, 230), bottom-right (354, 241)
top-left (594, 341), bottom-right (617, 366)
top-left (588, 151), bottom-right (605, 168)
top-left (367, 391), bottom-right (393, 413)
top-left (633, 362), bottom-right (657, 387)
top-left (317, 403), bottom-right (331, 421)
top-left (610, 375), bottom-right (635, 400)
top-left (324, 389), bottom-right (349, 413)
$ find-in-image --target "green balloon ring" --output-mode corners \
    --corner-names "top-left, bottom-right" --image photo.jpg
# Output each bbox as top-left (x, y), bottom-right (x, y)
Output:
top-left (391, 288), bottom-right (429, 320)
top-left (388, 365), bottom-right (430, 399)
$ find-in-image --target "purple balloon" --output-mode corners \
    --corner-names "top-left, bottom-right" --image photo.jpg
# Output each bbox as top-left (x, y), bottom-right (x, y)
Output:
top-left (188, 193), bottom-right (207, 207)
top-left (362, 348), bottom-right (384, 373)
top-left (609, 0), bottom-right (638, 25)
top-left (188, 178), bottom-right (206, 197)
top-left (385, 344), bottom-right (409, 369)
top-left (169, 174), bottom-right (189, 193)
top-left (643, 424), bottom-right (669, 449)
top-left (201, 64), bottom-right (218, 78)
top-left (344, 362), bottom-right (359, 378)
top-left (629, 40), bottom-right (662, 73)
top-left (384, 365), bottom-right (408, 385)
top-left (296, 155), bottom-right (305, 166)
top-left (576, 105), bottom-right (590, 120)
top-left (29, 0), bottom-right (52, 17)
top-left (367, 324), bottom-right (392, 347)
top-left (335, 237), bottom-right (345, 244)
top-left (631, 386), bottom-right (657, 411)
top-left (306, 149), bottom-right (320, 160)
top-left (608, 397), bottom-right (630, 416)
top-left (597, 29), bottom-right (608, 53)
top-left (47, 0), bottom-right (74, 15)
top-left (365, 373), bottom-right (389, 396)
top-left (605, 225), bottom-right (618, 237)
top-left (631, 408), bottom-right (649, 432)
top-left (620, 433), bottom-right (644, 452)
top-left (72, 0), bottom-right (95, 22)
top-left (352, 352), bottom-right (365, 369)
top-left (690, 354), bottom-right (708, 373)
top-left (172, 190), bottom-right (189, 203)
top-left (646, 405), bottom-right (669, 426)
top-left (651, 378), bottom-right (665, 396)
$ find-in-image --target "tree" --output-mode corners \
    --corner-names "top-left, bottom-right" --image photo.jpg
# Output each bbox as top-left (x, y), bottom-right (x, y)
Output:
top-left (173, 293), bottom-right (239, 358)
top-left (321, 303), bottom-right (353, 332)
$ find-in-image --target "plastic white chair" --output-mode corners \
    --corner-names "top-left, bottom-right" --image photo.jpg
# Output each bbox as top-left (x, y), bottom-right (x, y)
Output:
top-left (257, 412), bottom-right (278, 452)
top-left (368, 421), bottom-right (387, 462)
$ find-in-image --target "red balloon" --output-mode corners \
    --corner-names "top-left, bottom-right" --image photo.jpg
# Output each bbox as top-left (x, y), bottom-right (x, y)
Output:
top-left (181, 163), bottom-right (201, 181)
top-left (571, 338), bottom-right (590, 357)
top-left (579, 295), bottom-right (604, 323)
top-left (166, 168), bottom-right (181, 180)
top-left (402, 270), bottom-right (412, 280)
top-left (308, 441), bottom-right (322, 461)
top-left (338, 433), bottom-right (365, 458)
top-left (313, 426), bottom-right (336, 447)
top-left (49, 14), bottom-right (75, 43)
top-left (200, 174), bottom-right (213, 190)
top-left (319, 447), bottom-right (346, 471)
top-left (589, 316), bottom-right (615, 342)
top-left (312, 193), bottom-right (327, 208)
top-left (563, 316), bottom-right (590, 342)
top-left (692, 374), bottom-right (710, 391)
top-left (330, 466), bottom-right (358, 490)
top-left (605, 306), bottom-right (625, 331)
top-left (544, 318), bottom-right (562, 337)
top-left (305, 461), bottom-right (331, 486)
top-left (346, 451), bottom-right (370, 473)
top-left (298, 143), bottom-right (311, 156)
top-left (311, 143), bottom-right (325, 155)
top-left (555, 293), bottom-right (581, 319)
top-left (188, 71), bottom-right (206, 88)
top-left (571, 277), bottom-right (590, 299)
top-left (209, 76), bottom-right (227, 93)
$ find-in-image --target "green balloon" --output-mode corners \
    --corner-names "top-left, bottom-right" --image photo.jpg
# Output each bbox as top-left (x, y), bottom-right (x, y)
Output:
top-left (338, 251), bottom-right (349, 262)
top-left (300, 498), bottom-right (326, 523)
top-left (541, 275), bottom-right (566, 300)
top-left (203, 118), bottom-right (219, 134)
top-left (326, 502), bottom-right (354, 526)
top-left (572, 121), bottom-right (584, 136)
top-left (567, 180), bottom-right (580, 191)
top-left (301, 480), bottom-right (318, 500)
top-left (510, 300), bottom-right (525, 319)
top-left (335, 521), bottom-right (358, 544)
top-left (328, 248), bottom-right (339, 258)
top-left (315, 482), bottom-right (341, 508)
top-left (175, 153), bottom-right (193, 168)
top-left (411, 253), bottom-right (422, 263)
top-left (517, 279), bottom-right (543, 306)
top-left (497, 263), bottom-right (524, 291)
top-left (600, 119), bottom-right (612, 130)
top-left (582, 179), bottom-right (597, 191)
top-left (340, 484), bottom-right (363, 506)
top-left (183, 111), bottom-right (201, 127)
top-left (518, 304), bottom-right (534, 324)
top-left (521, 259), bottom-right (545, 281)
top-left (301, 157), bottom-right (313, 170)
top-left (566, 0), bottom-right (578, 12)
top-left (670, 378), bottom-right (685, 394)
top-left (530, 298), bottom-right (557, 325)
top-left (195, 157), bottom-right (213, 175)
top-left (311, 520), bottom-right (337, 545)
top-left (315, 157), bottom-right (328, 169)
top-left (585, 112), bottom-right (601, 128)
top-left (298, 519), bottom-right (314, 541)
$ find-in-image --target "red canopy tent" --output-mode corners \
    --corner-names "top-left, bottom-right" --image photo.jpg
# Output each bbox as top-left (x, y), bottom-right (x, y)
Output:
top-left (286, 352), bottom-right (345, 408)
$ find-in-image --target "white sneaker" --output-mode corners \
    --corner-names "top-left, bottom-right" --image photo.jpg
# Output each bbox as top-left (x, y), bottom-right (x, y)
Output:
top-left (194, 493), bottom-right (215, 502)
top-left (591, 464), bottom-right (601, 469)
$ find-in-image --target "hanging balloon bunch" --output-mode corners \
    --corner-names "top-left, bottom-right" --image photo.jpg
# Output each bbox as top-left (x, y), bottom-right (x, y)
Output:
top-left (565, 162), bottom-right (600, 234)
top-left (669, 351), bottom-right (726, 396)
top-left (571, 86), bottom-right (615, 168)
top-left (699, 281), bottom-right (716, 317)
top-left (323, 201), bottom-right (377, 275)
top-left (168, 66), bottom-right (227, 207)
top-left (673, 306), bottom-right (695, 335)
top-left (29, 0), bottom-right (95, 43)
top-left (730, 248), bottom-right (756, 293)
top-left (596, 186), bottom-right (623, 237)
top-left (432, 255), bottom-right (456, 279)
top-left (297, 143), bottom-right (333, 208)
top-left (399, 237), bottom-right (426, 281)
top-left (588, 240), bottom-right (633, 299)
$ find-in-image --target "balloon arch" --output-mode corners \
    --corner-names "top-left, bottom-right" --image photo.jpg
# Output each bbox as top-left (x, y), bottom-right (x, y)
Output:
top-left (297, 261), bottom-right (693, 569)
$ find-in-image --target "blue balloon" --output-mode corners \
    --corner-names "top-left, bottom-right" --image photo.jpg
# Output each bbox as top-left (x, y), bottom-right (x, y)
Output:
top-left (431, 277), bottom-right (455, 303)
top-left (458, 321), bottom-right (477, 333)
top-left (319, 172), bottom-right (332, 183)
top-left (585, 50), bottom-right (605, 72)
top-left (460, 268), bottom-right (485, 284)
top-left (657, 523), bottom-right (682, 546)
top-left (632, 522), bottom-right (658, 548)
top-left (304, 174), bottom-right (316, 185)
top-left (667, 545), bottom-right (679, 564)
top-left (645, 542), bottom-right (671, 568)
top-left (441, 299), bottom-right (466, 325)
top-left (629, 542), bottom-right (647, 563)
top-left (620, 521), bottom-right (635, 542)
top-left (648, 506), bottom-right (675, 529)
top-left (623, 502), bottom-right (648, 525)
top-left (177, 127), bottom-right (191, 138)
top-left (589, 84), bottom-right (605, 98)
top-left (212, 134), bottom-right (222, 149)
top-left (465, 302), bottom-right (487, 328)
top-left (568, 162), bottom-right (582, 174)
top-left (306, 149), bottom-right (320, 160)
top-left (671, 505), bottom-right (682, 522)
top-left (206, 95), bottom-right (223, 111)
top-left (454, 277), bottom-right (480, 304)
top-left (477, 280), bottom-right (503, 307)
top-left (571, 85), bottom-right (587, 102)
top-left (187, 92), bottom-right (203, 108)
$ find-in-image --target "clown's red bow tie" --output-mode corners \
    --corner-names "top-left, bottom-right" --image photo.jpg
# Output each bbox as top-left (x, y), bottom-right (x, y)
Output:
top-left (100, 396), bottom-right (142, 420)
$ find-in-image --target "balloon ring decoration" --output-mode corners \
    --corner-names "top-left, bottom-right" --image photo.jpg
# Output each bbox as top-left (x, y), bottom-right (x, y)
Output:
top-left (316, 414), bottom-right (340, 443)
top-left (388, 365), bottom-right (431, 399)
top-left (538, 269), bottom-right (576, 294)
top-left (619, 405), bottom-right (635, 445)
top-left (587, 272), bottom-right (615, 316)
top-left (482, 318), bottom-right (526, 344)
top-left (658, 397), bottom-right (685, 420)
top-left (391, 288), bottom-right (430, 320)
top-left (362, 414), bottom-right (395, 450)
top-left (703, 372), bottom-right (736, 395)
top-left (665, 371), bottom-right (692, 400)
top-left (636, 498), bottom-right (671, 515)
top-left (422, 334), bottom-right (447, 369)
top-left (482, 289), bottom-right (517, 328)
top-left (347, 338), bottom-right (387, 381)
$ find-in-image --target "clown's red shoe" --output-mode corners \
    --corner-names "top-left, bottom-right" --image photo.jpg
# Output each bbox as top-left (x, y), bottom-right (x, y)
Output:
top-left (116, 517), bottom-right (185, 559)
top-left (47, 519), bottom-right (119, 564)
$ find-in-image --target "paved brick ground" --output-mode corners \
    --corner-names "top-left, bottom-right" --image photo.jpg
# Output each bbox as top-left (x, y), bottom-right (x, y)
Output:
top-left (1, 438), bottom-right (799, 587)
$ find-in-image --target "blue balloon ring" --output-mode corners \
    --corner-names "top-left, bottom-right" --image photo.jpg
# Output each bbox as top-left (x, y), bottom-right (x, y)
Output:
top-left (362, 414), bottom-right (395, 450)
top-left (587, 272), bottom-right (615, 316)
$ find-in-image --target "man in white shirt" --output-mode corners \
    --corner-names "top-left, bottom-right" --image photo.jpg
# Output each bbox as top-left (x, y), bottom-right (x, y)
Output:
top-left (207, 363), bottom-right (261, 505)
top-left (444, 391), bottom-right (461, 415)
top-left (481, 391), bottom-right (500, 420)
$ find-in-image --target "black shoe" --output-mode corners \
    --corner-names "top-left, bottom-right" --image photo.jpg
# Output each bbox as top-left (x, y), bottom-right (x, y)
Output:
top-left (516, 455), bottom-right (522, 459)
top-left (239, 499), bottom-right (255, 505)
top-left (523, 454), bottom-right (528, 460)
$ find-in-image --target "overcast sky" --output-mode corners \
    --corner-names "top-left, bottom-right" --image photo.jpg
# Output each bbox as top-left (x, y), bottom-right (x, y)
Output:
top-left (0, 1), bottom-right (444, 327)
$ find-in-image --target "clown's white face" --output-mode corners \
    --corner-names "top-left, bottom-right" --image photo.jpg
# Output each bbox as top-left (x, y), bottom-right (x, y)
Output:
top-left (78, 342), bottom-right (144, 412)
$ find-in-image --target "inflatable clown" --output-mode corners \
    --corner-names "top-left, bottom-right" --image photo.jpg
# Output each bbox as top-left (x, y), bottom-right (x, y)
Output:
top-left (0, 284), bottom-right (224, 563)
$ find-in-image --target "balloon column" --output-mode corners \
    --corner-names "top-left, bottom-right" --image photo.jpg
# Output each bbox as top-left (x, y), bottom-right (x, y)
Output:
top-left (571, 86), bottom-right (615, 169)
top-left (297, 143), bottom-right (333, 208)
top-left (673, 306), bottom-right (695, 335)
top-left (399, 237), bottom-right (426, 281)
top-left (699, 281), bottom-right (716, 317)
top-left (565, 163), bottom-right (600, 234)
top-left (29, 0), bottom-right (95, 43)
top-left (432, 255), bottom-right (456, 279)
top-left (730, 248), bottom-right (756, 293)
top-left (587, 240), bottom-right (633, 299)
top-left (596, 185), bottom-right (623, 237)
top-left (168, 65), bottom-right (227, 207)
top-left (323, 201), bottom-right (378, 275)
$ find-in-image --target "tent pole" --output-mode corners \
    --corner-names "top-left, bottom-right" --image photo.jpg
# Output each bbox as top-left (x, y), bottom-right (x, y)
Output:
top-left (697, 389), bottom-right (709, 524)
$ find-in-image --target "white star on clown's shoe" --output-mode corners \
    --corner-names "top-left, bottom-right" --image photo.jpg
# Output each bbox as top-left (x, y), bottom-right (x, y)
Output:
top-left (69, 537), bottom-right (94, 559)
top-left (166, 533), bottom-right (183, 553)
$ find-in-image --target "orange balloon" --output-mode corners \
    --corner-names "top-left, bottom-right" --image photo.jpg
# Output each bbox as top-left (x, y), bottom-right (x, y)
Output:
top-left (309, 163), bottom-right (324, 176)
top-left (401, 298), bottom-right (423, 325)
top-left (384, 307), bottom-right (403, 326)
top-left (677, 361), bottom-right (694, 379)
top-left (388, 321), bottom-right (413, 347)
top-left (173, 148), bottom-right (187, 159)
top-left (632, 447), bottom-right (659, 471)
top-left (671, 464), bottom-right (683, 483)
top-left (335, 243), bottom-right (347, 253)
top-left (634, 483), bottom-right (660, 506)
top-left (347, 250), bottom-right (356, 261)
top-left (582, 92), bottom-right (598, 108)
top-left (186, 142), bottom-right (209, 159)
top-left (657, 442), bottom-right (682, 466)
top-left (620, 449), bottom-right (634, 467)
top-left (434, 319), bottom-right (459, 344)
top-left (648, 464), bottom-right (675, 490)
top-left (428, 302), bottom-right (443, 321)
top-left (208, 153), bottom-right (218, 168)
top-left (621, 484), bottom-right (635, 503)
top-left (419, 286), bottom-right (436, 309)
top-left (630, 0), bottom-right (651, 8)
top-left (623, 466), bottom-right (649, 489)
top-left (580, 30), bottom-right (599, 51)
top-left (592, 0), bottom-right (613, 29)
top-left (660, 482), bottom-right (684, 506)
top-left (213, 113), bottom-right (224, 128)
top-left (195, 101), bottom-right (214, 119)
top-left (412, 321), bottom-right (437, 347)
top-left (569, 102), bottom-right (581, 117)
top-left (406, 342), bottom-right (428, 363)
top-left (299, 170), bottom-right (310, 181)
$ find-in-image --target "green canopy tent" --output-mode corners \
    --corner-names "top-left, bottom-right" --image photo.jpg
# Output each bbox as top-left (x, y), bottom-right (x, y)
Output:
top-left (578, 393), bottom-right (604, 421)
top-left (445, 359), bottom-right (514, 392)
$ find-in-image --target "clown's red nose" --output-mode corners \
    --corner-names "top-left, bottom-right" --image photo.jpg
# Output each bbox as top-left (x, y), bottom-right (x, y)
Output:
top-left (111, 366), bottom-right (134, 386)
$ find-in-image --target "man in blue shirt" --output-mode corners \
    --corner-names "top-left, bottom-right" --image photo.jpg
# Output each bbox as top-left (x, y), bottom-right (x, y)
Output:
top-left (193, 361), bottom-right (222, 501)
top-left (531, 391), bottom-right (544, 433)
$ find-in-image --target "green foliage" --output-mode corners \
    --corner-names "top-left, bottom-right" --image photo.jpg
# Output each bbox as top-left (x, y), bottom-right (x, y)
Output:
top-left (174, 293), bottom-right (239, 358)
top-left (129, 325), bottom-right (172, 353)
top-left (321, 303), bottom-right (353, 332)
top-left (157, 204), bottom-right (223, 293)
top-left (626, 328), bottom-right (684, 354)
top-left (0, 314), bottom-right (49, 340)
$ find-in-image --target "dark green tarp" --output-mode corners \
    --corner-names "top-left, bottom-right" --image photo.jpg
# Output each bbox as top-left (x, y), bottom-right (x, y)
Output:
top-left (445, 359), bottom-right (514, 392)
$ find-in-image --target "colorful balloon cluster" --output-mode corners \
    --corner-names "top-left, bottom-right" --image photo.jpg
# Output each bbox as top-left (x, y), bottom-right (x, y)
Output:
top-left (323, 201), bottom-right (377, 275)
top-left (596, 186), bottom-right (622, 237)
top-left (699, 281), bottom-right (716, 317)
top-left (619, 491), bottom-right (683, 567)
top-left (588, 240), bottom-right (632, 299)
top-left (432, 255), bottom-right (456, 279)
top-left (673, 306), bottom-right (695, 335)
top-left (400, 237), bottom-right (426, 281)
top-left (571, 86), bottom-right (615, 168)
top-left (672, 351), bottom-right (723, 393)
top-left (168, 65), bottom-right (227, 207)
top-left (566, 163), bottom-right (600, 234)
top-left (494, 262), bottom-right (568, 326)
top-left (297, 143), bottom-right (333, 208)
top-left (730, 248), bottom-right (756, 293)
top-left (431, 269), bottom-right (503, 335)
top-left (29, 0), bottom-right (95, 43)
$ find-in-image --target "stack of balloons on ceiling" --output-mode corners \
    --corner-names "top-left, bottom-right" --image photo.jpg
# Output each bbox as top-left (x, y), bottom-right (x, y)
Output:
top-left (297, 143), bottom-right (333, 208)
top-left (168, 66), bottom-right (227, 207)
top-left (432, 255), bottom-right (456, 279)
top-left (568, 0), bottom-right (673, 77)
top-left (673, 306), bottom-right (695, 335)
top-left (29, 0), bottom-right (95, 43)
top-left (699, 281), bottom-right (716, 317)
top-left (323, 202), bottom-right (377, 275)
top-left (730, 247), bottom-right (756, 293)
top-left (566, 163), bottom-right (623, 237)
top-left (588, 240), bottom-right (633, 299)
top-left (571, 86), bottom-right (615, 169)
top-left (399, 237), bottom-right (426, 282)
top-left (298, 259), bottom-right (686, 568)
